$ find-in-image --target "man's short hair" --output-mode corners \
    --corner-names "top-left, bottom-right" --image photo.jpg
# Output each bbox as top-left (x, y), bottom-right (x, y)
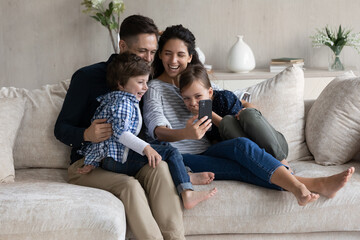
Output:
top-left (120, 15), bottom-right (159, 46)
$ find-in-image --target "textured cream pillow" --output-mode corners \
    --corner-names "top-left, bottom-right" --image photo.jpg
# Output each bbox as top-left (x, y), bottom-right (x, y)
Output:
top-left (245, 66), bottom-right (312, 162)
top-left (0, 80), bottom-right (71, 169)
top-left (0, 97), bottom-right (25, 183)
top-left (305, 72), bottom-right (360, 165)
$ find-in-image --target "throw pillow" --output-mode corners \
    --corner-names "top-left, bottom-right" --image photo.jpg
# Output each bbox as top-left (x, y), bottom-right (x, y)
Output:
top-left (305, 72), bottom-right (360, 165)
top-left (0, 80), bottom-right (71, 169)
top-left (244, 66), bottom-right (312, 162)
top-left (0, 97), bottom-right (25, 183)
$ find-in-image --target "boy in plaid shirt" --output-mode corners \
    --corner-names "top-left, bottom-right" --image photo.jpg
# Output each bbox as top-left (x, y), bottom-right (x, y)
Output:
top-left (77, 52), bottom-right (216, 209)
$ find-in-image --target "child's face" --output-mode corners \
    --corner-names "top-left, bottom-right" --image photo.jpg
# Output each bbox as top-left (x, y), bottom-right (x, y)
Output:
top-left (119, 75), bottom-right (149, 101)
top-left (159, 38), bottom-right (193, 79)
top-left (181, 80), bottom-right (213, 115)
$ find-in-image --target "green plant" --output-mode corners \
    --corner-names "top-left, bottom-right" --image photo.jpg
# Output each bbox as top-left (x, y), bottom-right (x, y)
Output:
top-left (310, 25), bottom-right (360, 55)
top-left (81, 0), bottom-right (125, 53)
top-left (310, 25), bottom-right (360, 70)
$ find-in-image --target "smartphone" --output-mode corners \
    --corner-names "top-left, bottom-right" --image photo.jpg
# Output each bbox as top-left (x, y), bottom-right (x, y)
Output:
top-left (198, 99), bottom-right (212, 130)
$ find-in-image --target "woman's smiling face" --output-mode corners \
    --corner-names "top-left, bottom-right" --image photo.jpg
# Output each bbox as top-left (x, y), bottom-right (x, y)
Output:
top-left (159, 38), bottom-right (192, 79)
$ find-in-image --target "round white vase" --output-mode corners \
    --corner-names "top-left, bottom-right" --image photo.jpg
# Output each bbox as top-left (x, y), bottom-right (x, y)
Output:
top-left (227, 35), bottom-right (255, 73)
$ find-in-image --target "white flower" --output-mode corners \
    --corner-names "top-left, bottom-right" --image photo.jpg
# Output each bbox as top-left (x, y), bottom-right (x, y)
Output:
top-left (113, 0), bottom-right (124, 14)
top-left (91, 0), bottom-right (105, 8)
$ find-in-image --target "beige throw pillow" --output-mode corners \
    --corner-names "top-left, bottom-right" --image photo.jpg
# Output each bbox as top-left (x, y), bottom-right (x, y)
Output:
top-left (0, 97), bottom-right (25, 183)
top-left (245, 66), bottom-right (312, 162)
top-left (0, 80), bottom-right (71, 169)
top-left (305, 72), bottom-right (360, 165)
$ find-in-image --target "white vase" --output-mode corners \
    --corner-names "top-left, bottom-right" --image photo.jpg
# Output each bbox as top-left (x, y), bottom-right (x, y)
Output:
top-left (227, 35), bottom-right (255, 73)
top-left (195, 47), bottom-right (206, 64)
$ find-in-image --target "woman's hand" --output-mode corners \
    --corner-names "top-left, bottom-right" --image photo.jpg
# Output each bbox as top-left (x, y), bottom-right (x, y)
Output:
top-left (143, 145), bottom-right (162, 168)
top-left (184, 115), bottom-right (212, 139)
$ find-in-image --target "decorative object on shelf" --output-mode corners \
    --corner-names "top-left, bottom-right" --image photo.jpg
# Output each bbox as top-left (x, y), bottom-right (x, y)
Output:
top-left (81, 0), bottom-right (125, 53)
top-left (196, 47), bottom-right (212, 71)
top-left (269, 57), bottom-right (304, 73)
top-left (310, 25), bottom-right (360, 71)
top-left (227, 35), bottom-right (255, 73)
top-left (195, 47), bottom-right (205, 64)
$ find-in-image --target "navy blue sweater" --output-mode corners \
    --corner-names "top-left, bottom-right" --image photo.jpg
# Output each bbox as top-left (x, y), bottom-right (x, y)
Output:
top-left (54, 55), bottom-right (115, 164)
top-left (206, 90), bottom-right (243, 142)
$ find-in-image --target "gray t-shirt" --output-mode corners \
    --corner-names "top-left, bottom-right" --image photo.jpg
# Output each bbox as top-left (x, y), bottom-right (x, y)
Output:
top-left (143, 79), bottom-right (210, 154)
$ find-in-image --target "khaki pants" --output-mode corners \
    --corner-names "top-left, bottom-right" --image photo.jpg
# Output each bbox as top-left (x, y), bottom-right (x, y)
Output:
top-left (68, 159), bottom-right (185, 240)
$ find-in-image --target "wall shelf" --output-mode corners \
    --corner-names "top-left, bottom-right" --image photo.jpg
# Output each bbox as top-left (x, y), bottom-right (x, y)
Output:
top-left (209, 67), bottom-right (359, 81)
top-left (208, 67), bottom-right (359, 100)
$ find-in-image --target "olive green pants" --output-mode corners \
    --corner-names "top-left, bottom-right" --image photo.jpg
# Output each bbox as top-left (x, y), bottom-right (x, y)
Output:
top-left (219, 108), bottom-right (288, 161)
top-left (68, 159), bottom-right (185, 240)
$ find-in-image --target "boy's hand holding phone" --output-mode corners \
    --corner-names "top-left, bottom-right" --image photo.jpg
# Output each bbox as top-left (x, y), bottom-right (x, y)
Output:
top-left (143, 145), bottom-right (162, 168)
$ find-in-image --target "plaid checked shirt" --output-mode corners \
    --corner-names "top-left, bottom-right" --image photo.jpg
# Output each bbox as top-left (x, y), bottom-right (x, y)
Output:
top-left (78, 91), bottom-right (141, 167)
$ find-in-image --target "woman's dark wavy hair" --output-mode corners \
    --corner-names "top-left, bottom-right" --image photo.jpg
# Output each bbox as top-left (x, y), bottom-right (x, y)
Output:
top-left (152, 24), bottom-right (202, 79)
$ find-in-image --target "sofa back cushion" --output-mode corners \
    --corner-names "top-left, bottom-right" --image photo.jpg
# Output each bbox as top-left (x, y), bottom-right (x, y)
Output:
top-left (244, 66), bottom-right (312, 162)
top-left (306, 72), bottom-right (360, 165)
top-left (0, 97), bottom-right (26, 182)
top-left (0, 80), bottom-right (71, 169)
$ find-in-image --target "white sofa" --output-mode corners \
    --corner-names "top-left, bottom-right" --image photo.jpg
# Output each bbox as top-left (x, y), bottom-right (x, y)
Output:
top-left (1, 67), bottom-right (360, 240)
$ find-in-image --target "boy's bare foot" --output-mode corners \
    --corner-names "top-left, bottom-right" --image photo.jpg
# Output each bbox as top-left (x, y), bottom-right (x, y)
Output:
top-left (294, 183), bottom-right (319, 206)
top-left (189, 172), bottom-right (215, 185)
top-left (316, 167), bottom-right (355, 198)
top-left (77, 165), bottom-right (95, 174)
top-left (182, 188), bottom-right (217, 209)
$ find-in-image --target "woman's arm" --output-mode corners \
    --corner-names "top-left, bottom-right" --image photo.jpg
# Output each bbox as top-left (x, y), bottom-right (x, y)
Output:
top-left (155, 115), bottom-right (212, 142)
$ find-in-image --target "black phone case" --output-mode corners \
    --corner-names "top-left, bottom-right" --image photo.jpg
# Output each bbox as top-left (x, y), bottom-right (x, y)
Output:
top-left (198, 99), bottom-right (212, 120)
top-left (198, 100), bottom-right (212, 131)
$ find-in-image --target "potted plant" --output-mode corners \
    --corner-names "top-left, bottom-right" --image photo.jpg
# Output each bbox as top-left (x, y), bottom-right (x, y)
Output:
top-left (310, 25), bottom-right (360, 71)
top-left (81, 0), bottom-right (125, 53)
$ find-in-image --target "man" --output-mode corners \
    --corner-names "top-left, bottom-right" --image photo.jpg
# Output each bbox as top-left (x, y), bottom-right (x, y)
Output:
top-left (54, 15), bottom-right (185, 240)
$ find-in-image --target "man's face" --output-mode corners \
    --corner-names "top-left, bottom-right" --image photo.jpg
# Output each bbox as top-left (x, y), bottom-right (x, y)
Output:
top-left (122, 33), bottom-right (158, 63)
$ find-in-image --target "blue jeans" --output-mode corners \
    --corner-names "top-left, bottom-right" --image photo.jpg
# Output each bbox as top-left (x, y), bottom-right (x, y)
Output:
top-left (182, 137), bottom-right (285, 190)
top-left (101, 143), bottom-right (193, 195)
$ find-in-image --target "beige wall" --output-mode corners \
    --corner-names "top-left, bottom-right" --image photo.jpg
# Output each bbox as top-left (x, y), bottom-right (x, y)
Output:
top-left (1, 0), bottom-right (360, 89)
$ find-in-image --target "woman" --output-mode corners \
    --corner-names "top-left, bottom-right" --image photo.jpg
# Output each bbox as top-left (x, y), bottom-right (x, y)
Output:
top-left (143, 24), bottom-right (355, 206)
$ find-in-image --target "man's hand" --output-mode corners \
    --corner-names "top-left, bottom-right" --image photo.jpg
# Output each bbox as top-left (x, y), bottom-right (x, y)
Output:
top-left (143, 145), bottom-right (162, 168)
top-left (77, 165), bottom-right (95, 174)
top-left (184, 115), bottom-right (212, 140)
top-left (84, 119), bottom-right (112, 143)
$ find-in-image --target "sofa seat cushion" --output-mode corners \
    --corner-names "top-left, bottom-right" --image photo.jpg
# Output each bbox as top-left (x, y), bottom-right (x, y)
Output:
top-left (183, 160), bottom-right (360, 235)
top-left (0, 169), bottom-right (126, 240)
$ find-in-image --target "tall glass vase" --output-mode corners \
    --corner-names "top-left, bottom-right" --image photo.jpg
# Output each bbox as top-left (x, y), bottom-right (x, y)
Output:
top-left (328, 46), bottom-right (344, 71)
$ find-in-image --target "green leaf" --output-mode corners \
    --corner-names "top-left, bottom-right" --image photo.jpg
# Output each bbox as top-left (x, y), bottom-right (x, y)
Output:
top-left (105, 9), bottom-right (111, 17)
top-left (91, 15), bottom-right (101, 22)
top-left (337, 25), bottom-right (343, 40)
